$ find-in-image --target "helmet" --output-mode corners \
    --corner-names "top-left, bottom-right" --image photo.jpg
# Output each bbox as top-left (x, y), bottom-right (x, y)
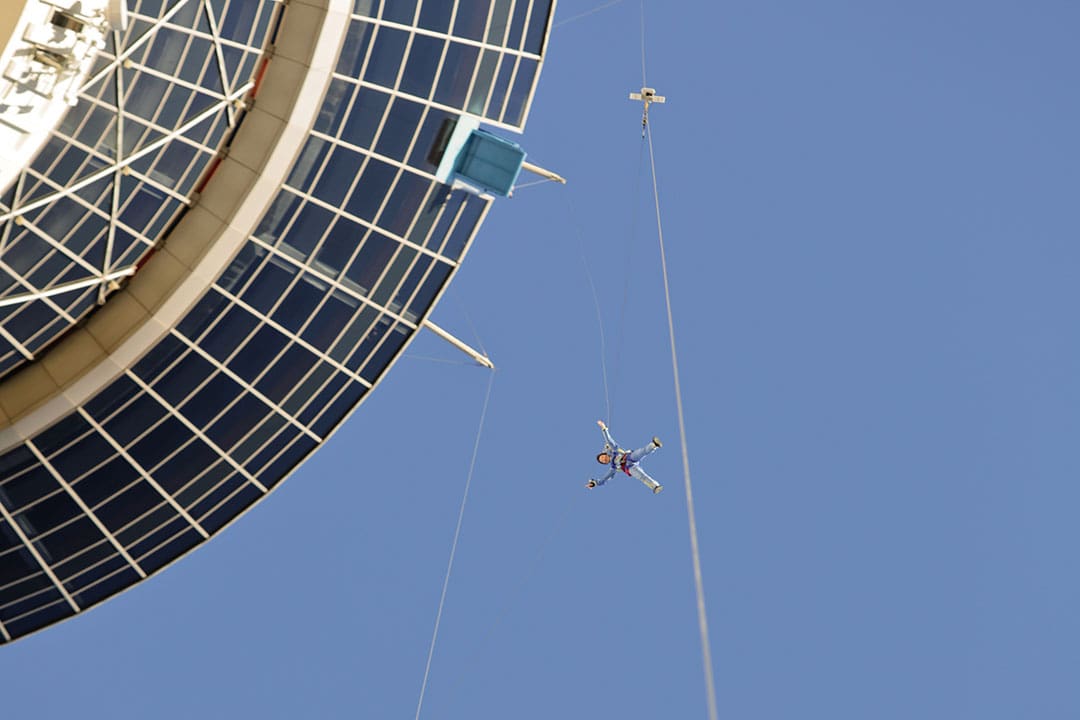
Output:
top-left (596, 452), bottom-right (611, 465)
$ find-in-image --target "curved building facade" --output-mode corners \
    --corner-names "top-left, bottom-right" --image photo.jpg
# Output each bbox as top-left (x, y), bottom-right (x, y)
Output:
top-left (0, 0), bottom-right (555, 643)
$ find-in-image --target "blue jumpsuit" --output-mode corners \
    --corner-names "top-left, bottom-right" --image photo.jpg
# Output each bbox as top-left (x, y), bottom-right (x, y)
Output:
top-left (593, 425), bottom-right (663, 493)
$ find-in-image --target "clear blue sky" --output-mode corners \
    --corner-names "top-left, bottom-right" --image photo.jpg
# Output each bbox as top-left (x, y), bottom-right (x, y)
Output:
top-left (4, 2), bottom-right (1080, 718)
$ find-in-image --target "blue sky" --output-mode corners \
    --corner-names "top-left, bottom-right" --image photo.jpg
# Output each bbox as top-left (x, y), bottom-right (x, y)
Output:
top-left (4, 1), bottom-right (1080, 718)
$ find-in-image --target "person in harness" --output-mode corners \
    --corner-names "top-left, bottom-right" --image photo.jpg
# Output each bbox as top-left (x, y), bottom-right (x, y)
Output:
top-left (586, 420), bottom-right (664, 494)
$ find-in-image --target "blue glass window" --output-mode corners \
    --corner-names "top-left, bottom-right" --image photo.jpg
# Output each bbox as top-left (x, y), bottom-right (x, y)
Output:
top-left (346, 159), bottom-right (397, 222)
top-left (344, 230), bottom-right (396, 295)
top-left (400, 33), bottom-right (443, 99)
top-left (256, 343), bottom-right (318, 403)
top-left (376, 98), bottom-right (424, 160)
top-left (74, 457), bottom-right (141, 507)
top-left (454, 1), bottom-right (490, 41)
top-left (315, 145), bottom-right (363, 207)
top-left (180, 372), bottom-right (243, 428)
top-left (341, 87), bottom-right (389, 150)
top-left (380, 0), bottom-right (416, 24)
top-left (366, 27), bottom-right (408, 88)
top-left (435, 43), bottom-right (479, 108)
top-left (337, 20), bottom-right (375, 78)
top-left (202, 304), bottom-right (260, 361)
top-left (153, 350), bottom-right (215, 409)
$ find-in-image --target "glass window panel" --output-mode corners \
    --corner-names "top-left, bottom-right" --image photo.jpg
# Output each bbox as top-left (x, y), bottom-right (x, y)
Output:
top-left (0, 569), bottom-right (52, 613)
top-left (407, 260), bottom-right (452, 315)
top-left (153, 350), bottom-right (215, 409)
top-left (174, 461), bottom-right (232, 508)
top-left (375, 98), bottom-right (423, 161)
top-left (273, 275), bottom-right (327, 334)
top-left (0, 466), bottom-right (57, 513)
top-left (335, 19), bottom-right (374, 78)
top-left (18, 492), bottom-right (81, 537)
top-left (300, 290), bottom-right (359, 352)
top-left (132, 333), bottom-right (187, 384)
top-left (360, 323), bottom-right (410, 382)
top-left (443, 193), bottom-right (487, 259)
top-left (372, 247), bottom-right (416, 305)
top-left (94, 482), bottom-right (164, 533)
top-left (0, 566), bottom-right (50, 606)
top-left (286, 136), bottom-right (330, 191)
top-left (102, 393), bottom-right (167, 447)
top-left (255, 434), bottom-right (317, 489)
top-left (54, 541), bottom-right (115, 583)
top-left (279, 201), bottom-right (334, 262)
top-left (128, 417), bottom-right (191, 471)
top-left (399, 33), bottom-right (443, 99)
top-left (282, 361), bottom-right (335, 416)
top-left (347, 316), bottom-right (389, 369)
top-left (37, 518), bottom-right (105, 564)
top-left (434, 42), bottom-right (479, 109)
top-left (524, 0), bottom-right (552, 53)
top-left (0, 447), bottom-right (38, 491)
top-left (417, 0), bottom-right (451, 32)
top-left (314, 77), bottom-right (353, 136)
top-left (136, 528), bottom-right (201, 574)
top-left (255, 343), bottom-right (319, 405)
top-left (229, 324), bottom-right (289, 383)
top-left (200, 482), bottom-right (262, 534)
top-left (365, 27), bottom-right (408, 88)
top-left (392, 255), bottom-right (432, 312)
top-left (468, 49), bottom-right (500, 115)
top-left (341, 87), bottom-right (390, 150)
top-left (253, 191), bottom-right (303, 246)
top-left (345, 159), bottom-right (396, 223)
top-left (202, 305), bottom-right (260, 361)
top-left (344, 230), bottom-right (397, 295)
top-left (73, 457), bottom-right (141, 507)
top-left (380, 0), bottom-right (416, 24)
top-left (312, 380), bottom-right (368, 437)
top-left (486, 0), bottom-right (512, 43)
top-left (34, 413), bottom-right (92, 457)
top-left (298, 373), bottom-right (347, 426)
top-left (30, 135), bottom-right (64, 174)
top-left (4, 233), bottom-right (50, 276)
top-left (503, 58), bottom-right (537, 126)
top-left (206, 393), bottom-right (269, 452)
top-left (152, 439), bottom-right (219, 494)
top-left (488, 55), bottom-right (516, 118)
top-left (69, 565), bottom-right (140, 610)
top-left (180, 372), bottom-right (243, 428)
top-left (454, 0), bottom-right (490, 41)
top-left (231, 415), bottom-right (287, 466)
top-left (5, 600), bottom-right (72, 639)
top-left (188, 474), bottom-right (245, 520)
top-left (314, 219), bottom-right (363, 279)
top-left (124, 73), bottom-right (171, 124)
top-left (52, 431), bottom-right (118, 483)
top-left (86, 375), bottom-right (142, 424)
top-left (508, 0), bottom-right (529, 48)
top-left (176, 294), bottom-right (228, 347)
top-left (219, 0), bottom-right (259, 41)
top-left (379, 171), bottom-right (428, 237)
top-left (122, 511), bottom-right (185, 554)
top-left (314, 146), bottom-right (363, 207)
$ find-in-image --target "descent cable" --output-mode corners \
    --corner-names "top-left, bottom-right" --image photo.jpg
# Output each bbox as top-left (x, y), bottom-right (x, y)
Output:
top-left (414, 370), bottom-right (496, 720)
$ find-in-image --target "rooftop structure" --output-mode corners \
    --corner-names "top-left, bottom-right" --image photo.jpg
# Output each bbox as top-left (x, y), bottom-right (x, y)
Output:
top-left (0, 0), bottom-right (555, 643)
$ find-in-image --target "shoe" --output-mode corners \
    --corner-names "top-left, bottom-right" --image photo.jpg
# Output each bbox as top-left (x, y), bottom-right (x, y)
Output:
top-left (653, 485), bottom-right (663, 494)
top-left (652, 436), bottom-right (662, 448)
top-left (586, 480), bottom-right (597, 489)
